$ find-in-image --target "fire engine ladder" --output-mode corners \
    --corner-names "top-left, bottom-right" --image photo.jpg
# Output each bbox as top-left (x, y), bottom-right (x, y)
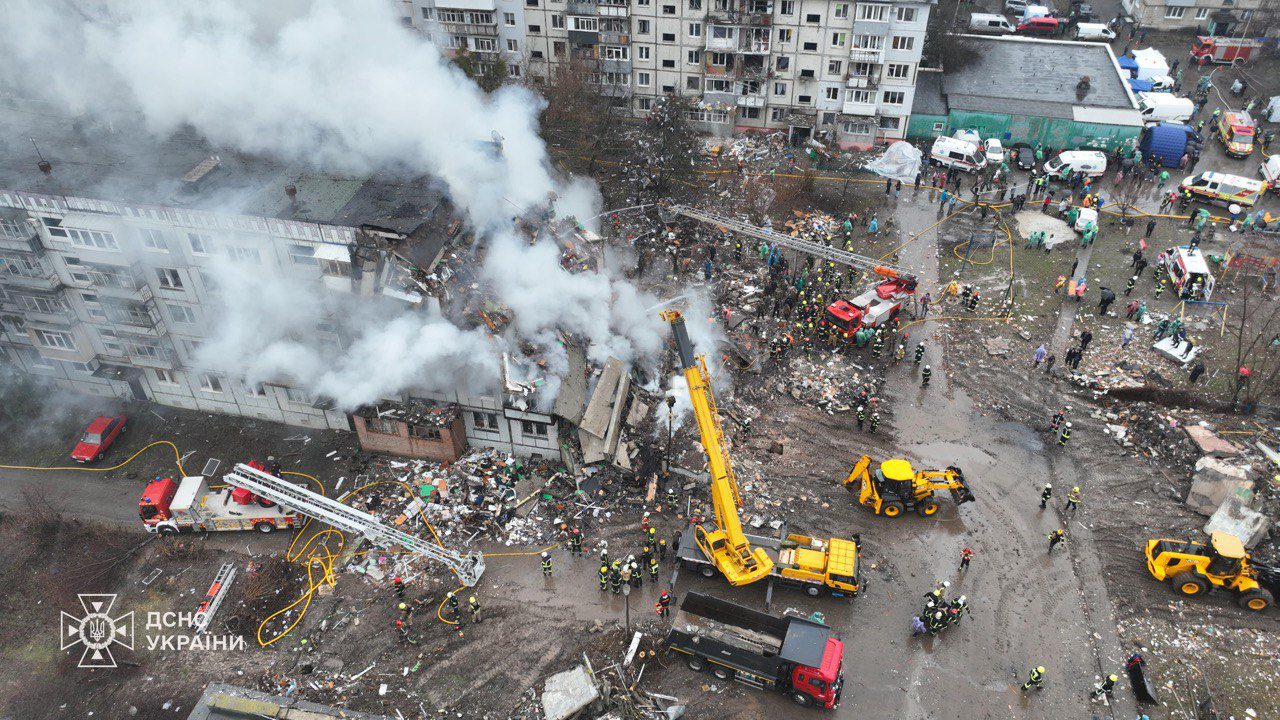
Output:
top-left (223, 463), bottom-right (485, 586)
top-left (662, 204), bottom-right (916, 282)
top-left (192, 562), bottom-right (237, 634)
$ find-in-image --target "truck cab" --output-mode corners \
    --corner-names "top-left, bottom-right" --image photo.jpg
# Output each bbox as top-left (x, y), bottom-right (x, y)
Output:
top-left (141, 475), bottom-right (298, 534)
top-left (822, 299), bottom-right (862, 339)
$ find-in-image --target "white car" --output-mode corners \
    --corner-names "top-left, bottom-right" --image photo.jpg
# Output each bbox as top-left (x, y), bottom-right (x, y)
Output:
top-left (1003, 0), bottom-right (1028, 13)
top-left (983, 138), bottom-right (1005, 165)
top-left (1073, 207), bottom-right (1099, 232)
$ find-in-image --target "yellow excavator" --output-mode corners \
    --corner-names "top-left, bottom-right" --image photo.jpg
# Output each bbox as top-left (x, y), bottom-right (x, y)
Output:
top-left (842, 454), bottom-right (974, 518)
top-left (1145, 531), bottom-right (1273, 611)
top-left (663, 310), bottom-right (861, 597)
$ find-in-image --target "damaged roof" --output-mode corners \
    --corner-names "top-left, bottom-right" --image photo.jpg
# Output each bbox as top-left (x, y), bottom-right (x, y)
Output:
top-left (0, 109), bottom-right (454, 234)
top-left (187, 682), bottom-right (395, 720)
top-left (356, 398), bottom-right (460, 427)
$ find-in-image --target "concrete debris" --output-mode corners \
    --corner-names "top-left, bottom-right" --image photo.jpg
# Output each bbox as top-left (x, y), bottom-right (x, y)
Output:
top-left (1204, 493), bottom-right (1271, 548)
top-left (1184, 424), bottom-right (1243, 458)
top-left (541, 665), bottom-right (600, 720)
top-left (1186, 457), bottom-right (1255, 516)
top-left (1152, 336), bottom-right (1199, 365)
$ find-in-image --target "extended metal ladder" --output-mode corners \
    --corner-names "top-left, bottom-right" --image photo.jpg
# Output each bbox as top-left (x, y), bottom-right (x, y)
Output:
top-left (223, 463), bottom-right (485, 586)
top-left (663, 204), bottom-right (916, 282)
top-left (192, 562), bottom-right (236, 634)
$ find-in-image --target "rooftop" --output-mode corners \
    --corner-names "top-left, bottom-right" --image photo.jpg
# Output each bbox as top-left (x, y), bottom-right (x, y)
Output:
top-left (946, 36), bottom-right (1136, 120)
top-left (187, 682), bottom-right (394, 720)
top-left (0, 106), bottom-right (454, 235)
top-left (911, 69), bottom-right (948, 117)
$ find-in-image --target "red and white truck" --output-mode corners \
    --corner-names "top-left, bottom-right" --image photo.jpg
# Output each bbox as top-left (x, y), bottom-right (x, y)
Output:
top-left (140, 474), bottom-right (298, 534)
top-left (1190, 36), bottom-right (1262, 65)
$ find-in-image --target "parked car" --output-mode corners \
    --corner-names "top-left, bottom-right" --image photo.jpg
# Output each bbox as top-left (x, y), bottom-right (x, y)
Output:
top-left (1003, 0), bottom-right (1029, 13)
top-left (1068, 4), bottom-right (1096, 20)
top-left (969, 13), bottom-right (1015, 34)
top-left (1008, 143), bottom-right (1037, 171)
top-left (71, 415), bottom-right (127, 463)
top-left (983, 138), bottom-right (1005, 164)
top-left (1016, 17), bottom-right (1060, 35)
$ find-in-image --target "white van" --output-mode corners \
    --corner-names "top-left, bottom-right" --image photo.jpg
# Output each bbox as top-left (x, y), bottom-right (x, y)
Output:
top-left (1003, 0), bottom-right (1028, 13)
top-left (1260, 155), bottom-right (1280, 187)
top-left (1021, 4), bottom-right (1051, 20)
top-left (969, 13), bottom-right (1015, 33)
top-left (1074, 22), bottom-right (1116, 41)
top-left (1137, 93), bottom-right (1195, 124)
top-left (1044, 150), bottom-right (1108, 178)
top-left (930, 136), bottom-right (987, 172)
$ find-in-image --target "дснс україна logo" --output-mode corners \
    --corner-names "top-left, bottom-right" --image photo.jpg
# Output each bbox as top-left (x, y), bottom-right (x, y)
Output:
top-left (61, 594), bottom-right (134, 668)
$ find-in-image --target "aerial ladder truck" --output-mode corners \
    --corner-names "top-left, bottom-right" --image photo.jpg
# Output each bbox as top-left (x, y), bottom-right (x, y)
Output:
top-left (659, 204), bottom-right (918, 338)
top-left (139, 462), bottom-right (485, 586)
top-left (663, 310), bottom-right (861, 599)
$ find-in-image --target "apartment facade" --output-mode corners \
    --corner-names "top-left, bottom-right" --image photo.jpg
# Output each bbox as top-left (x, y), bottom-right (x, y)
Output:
top-left (0, 191), bottom-right (370, 430)
top-left (1122, 0), bottom-right (1261, 33)
top-left (400, 0), bottom-right (933, 148)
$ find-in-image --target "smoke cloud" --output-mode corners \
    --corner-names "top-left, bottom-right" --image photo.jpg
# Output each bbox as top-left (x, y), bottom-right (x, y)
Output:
top-left (0, 0), bottom-right (695, 410)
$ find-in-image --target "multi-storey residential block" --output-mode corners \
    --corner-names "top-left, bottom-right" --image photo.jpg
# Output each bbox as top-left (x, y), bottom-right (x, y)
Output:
top-left (401, 0), bottom-right (933, 148)
top-left (1122, 0), bottom-right (1261, 33)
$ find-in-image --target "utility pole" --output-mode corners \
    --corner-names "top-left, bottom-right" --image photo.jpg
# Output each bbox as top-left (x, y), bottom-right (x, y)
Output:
top-left (623, 583), bottom-right (631, 636)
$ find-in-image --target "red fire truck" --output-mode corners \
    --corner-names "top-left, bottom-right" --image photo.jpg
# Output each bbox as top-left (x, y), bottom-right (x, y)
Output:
top-left (823, 276), bottom-right (916, 340)
top-left (1190, 36), bottom-right (1262, 65)
top-left (140, 473), bottom-right (298, 534)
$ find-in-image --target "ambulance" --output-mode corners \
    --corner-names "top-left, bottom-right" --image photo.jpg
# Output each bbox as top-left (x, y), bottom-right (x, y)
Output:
top-left (930, 136), bottom-right (986, 172)
top-left (1179, 171), bottom-right (1267, 207)
top-left (1160, 246), bottom-right (1216, 301)
top-left (1215, 111), bottom-right (1256, 158)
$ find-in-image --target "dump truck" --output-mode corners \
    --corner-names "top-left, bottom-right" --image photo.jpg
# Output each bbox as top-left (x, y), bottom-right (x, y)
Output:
top-left (842, 455), bottom-right (974, 517)
top-left (666, 591), bottom-right (845, 709)
top-left (1145, 531), bottom-right (1273, 611)
top-left (140, 475), bottom-right (299, 534)
top-left (663, 310), bottom-right (862, 598)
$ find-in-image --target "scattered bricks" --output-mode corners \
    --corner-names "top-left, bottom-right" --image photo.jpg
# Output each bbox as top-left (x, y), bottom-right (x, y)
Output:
top-left (1186, 457), bottom-right (1255, 517)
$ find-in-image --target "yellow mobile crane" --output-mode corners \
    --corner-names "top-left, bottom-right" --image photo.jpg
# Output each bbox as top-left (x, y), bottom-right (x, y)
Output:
top-left (663, 310), bottom-right (861, 598)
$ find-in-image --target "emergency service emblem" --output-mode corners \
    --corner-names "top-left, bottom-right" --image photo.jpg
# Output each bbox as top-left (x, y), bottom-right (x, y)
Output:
top-left (61, 593), bottom-right (134, 668)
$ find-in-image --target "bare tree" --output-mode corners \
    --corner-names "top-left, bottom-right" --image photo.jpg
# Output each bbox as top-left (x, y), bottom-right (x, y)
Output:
top-left (538, 57), bottom-right (622, 172)
top-left (1227, 277), bottom-right (1280, 410)
top-left (623, 94), bottom-right (701, 199)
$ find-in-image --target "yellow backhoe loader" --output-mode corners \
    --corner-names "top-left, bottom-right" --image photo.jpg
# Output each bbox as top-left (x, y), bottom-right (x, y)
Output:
top-left (1145, 531), bottom-right (1273, 611)
top-left (841, 454), bottom-right (974, 518)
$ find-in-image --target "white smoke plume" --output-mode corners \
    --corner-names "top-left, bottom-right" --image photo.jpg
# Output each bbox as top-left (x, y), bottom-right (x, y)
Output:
top-left (0, 0), bottom-right (694, 410)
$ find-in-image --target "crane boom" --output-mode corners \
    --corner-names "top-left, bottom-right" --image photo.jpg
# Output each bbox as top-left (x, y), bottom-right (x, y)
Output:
top-left (224, 463), bottom-right (485, 586)
top-left (662, 310), bottom-right (773, 586)
top-left (663, 204), bottom-right (916, 283)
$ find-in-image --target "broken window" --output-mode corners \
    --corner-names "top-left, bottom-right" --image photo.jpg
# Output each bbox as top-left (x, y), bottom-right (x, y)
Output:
top-left (521, 420), bottom-right (549, 437)
top-left (473, 412), bottom-right (499, 431)
top-left (410, 424), bottom-right (443, 440)
top-left (368, 417), bottom-right (399, 434)
top-left (156, 267), bottom-right (184, 289)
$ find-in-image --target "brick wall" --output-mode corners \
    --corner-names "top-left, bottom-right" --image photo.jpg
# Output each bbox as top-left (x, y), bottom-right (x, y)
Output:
top-left (352, 415), bottom-right (467, 462)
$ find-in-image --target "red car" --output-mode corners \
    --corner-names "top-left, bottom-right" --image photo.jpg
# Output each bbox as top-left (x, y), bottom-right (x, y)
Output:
top-left (1016, 16), bottom-right (1060, 35)
top-left (71, 415), bottom-right (127, 463)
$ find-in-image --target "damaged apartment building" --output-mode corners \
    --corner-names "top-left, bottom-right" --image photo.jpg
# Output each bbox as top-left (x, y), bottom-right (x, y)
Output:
top-left (0, 116), bottom-right (644, 465)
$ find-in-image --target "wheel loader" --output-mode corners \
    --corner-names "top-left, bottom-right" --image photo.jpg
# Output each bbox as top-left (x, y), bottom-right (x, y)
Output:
top-left (841, 455), bottom-right (974, 518)
top-left (1145, 531), bottom-right (1273, 611)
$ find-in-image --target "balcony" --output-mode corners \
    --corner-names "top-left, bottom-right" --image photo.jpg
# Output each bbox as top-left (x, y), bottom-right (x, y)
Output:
top-left (601, 58), bottom-right (631, 73)
top-left (707, 10), bottom-right (773, 25)
top-left (567, 0), bottom-right (597, 13)
top-left (442, 22), bottom-right (499, 36)
top-left (846, 72), bottom-right (880, 89)
top-left (126, 345), bottom-right (178, 370)
top-left (705, 34), bottom-right (739, 52)
top-left (702, 90), bottom-right (738, 106)
top-left (600, 31), bottom-right (630, 43)
top-left (740, 38), bottom-right (770, 54)
top-left (736, 94), bottom-right (766, 108)
top-left (0, 258), bottom-right (61, 292)
top-left (597, 0), bottom-right (629, 16)
top-left (852, 18), bottom-right (890, 35)
top-left (567, 29), bottom-right (600, 44)
top-left (849, 47), bottom-right (884, 64)
top-left (598, 84), bottom-right (633, 97)
top-left (0, 226), bottom-right (41, 253)
top-left (842, 98), bottom-right (878, 116)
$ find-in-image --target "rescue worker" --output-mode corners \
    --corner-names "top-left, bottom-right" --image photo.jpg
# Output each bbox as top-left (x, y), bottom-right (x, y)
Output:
top-left (1022, 666), bottom-right (1047, 691)
top-left (600, 546), bottom-right (609, 568)
top-left (665, 482), bottom-right (679, 508)
top-left (959, 547), bottom-right (974, 571)
top-left (949, 595), bottom-right (969, 625)
top-left (873, 333), bottom-right (884, 355)
top-left (1039, 483), bottom-right (1053, 510)
top-left (394, 618), bottom-right (410, 643)
top-left (922, 365), bottom-right (933, 386)
top-left (1154, 278), bottom-right (1166, 299)
top-left (1125, 275), bottom-right (1137, 296)
top-left (1058, 422), bottom-right (1072, 447)
top-left (619, 562), bottom-right (632, 590)
top-left (1048, 528), bottom-right (1068, 552)
top-left (656, 590), bottom-right (672, 619)
top-left (647, 526), bottom-right (657, 545)
top-left (856, 405), bottom-right (866, 431)
top-left (609, 562), bottom-right (623, 594)
top-left (392, 575), bottom-right (405, 598)
top-left (599, 563), bottom-right (609, 591)
top-left (468, 596), bottom-right (482, 624)
top-left (658, 538), bottom-right (668, 559)
top-left (1065, 486), bottom-right (1082, 512)
top-left (640, 511), bottom-right (652, 534)
top-left (869, 412), bottom-right (881, 433)
top-left (927, 610), bottom-right (946, 635)
top-left (567, 527), bottom-right (583, 555)
top-left (894, 343), bottom-right (906, 362)
top-left (447, 591), bottom-right (460, 620)
top-left (914, 342), bottom-right (925, 364)
top-left (649, 557), bottom-right (660, 582)
top-left (540, 551), bottom-right (553, 576)
top-left (398, 602), bottom-right (411, 621)
top-left (1090, 673), bottom-right (1119, 699)
top-left (641, 544), bottom-right (653, 567)
top-left (630, 556), bottom-right (642, 588)
top-left (1049, 407), bottom-right (1066, 432)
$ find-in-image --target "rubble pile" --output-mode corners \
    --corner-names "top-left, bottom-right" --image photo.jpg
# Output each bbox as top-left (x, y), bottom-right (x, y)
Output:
top-left (776, 356), bottom-right (870, 414)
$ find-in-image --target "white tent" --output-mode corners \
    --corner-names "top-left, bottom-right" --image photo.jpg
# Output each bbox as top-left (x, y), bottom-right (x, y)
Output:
top-left (1132, 47), bottom-right (1170, 82)
top-left (864, 141), bottom-right (923, 183)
